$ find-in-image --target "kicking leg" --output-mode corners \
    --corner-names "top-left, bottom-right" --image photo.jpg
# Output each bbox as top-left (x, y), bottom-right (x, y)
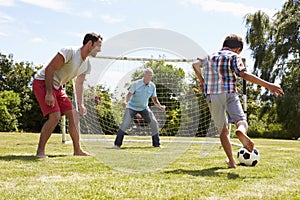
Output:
top-left (235, 120), bottom-right (254, 152)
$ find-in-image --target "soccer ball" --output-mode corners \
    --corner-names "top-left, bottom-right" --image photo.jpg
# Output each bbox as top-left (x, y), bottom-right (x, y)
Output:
top-left (237, 147), bottom-right (260, 166)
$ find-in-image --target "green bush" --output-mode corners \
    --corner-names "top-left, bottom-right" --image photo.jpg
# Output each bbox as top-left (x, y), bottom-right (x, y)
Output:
top-left (0, 90), bottom-right (21, 131)
top-left (247, 115), bottom-right (290, 139)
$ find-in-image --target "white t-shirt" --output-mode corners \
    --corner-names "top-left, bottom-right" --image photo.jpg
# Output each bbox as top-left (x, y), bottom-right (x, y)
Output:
top-left (35, 46), bottom-right (91, 89)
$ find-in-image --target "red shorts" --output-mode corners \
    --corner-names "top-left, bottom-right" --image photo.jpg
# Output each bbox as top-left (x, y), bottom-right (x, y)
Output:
top-left (32, 79), bottom-right (74, 117)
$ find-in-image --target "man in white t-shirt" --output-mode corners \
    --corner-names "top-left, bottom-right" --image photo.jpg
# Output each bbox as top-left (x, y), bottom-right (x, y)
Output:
top-left (32, 33), bottom-right (102, 158)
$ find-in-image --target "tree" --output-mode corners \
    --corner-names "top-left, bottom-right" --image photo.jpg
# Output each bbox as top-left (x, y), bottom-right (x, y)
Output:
top-left (0, 52), bottom-right (43, 132)
top-left (244, 0), bottom-right (300, 138)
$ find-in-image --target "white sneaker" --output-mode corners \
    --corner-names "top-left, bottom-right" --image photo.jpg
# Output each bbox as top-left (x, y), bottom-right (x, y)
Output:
top-left (111, 145), bottom-right (121, 149)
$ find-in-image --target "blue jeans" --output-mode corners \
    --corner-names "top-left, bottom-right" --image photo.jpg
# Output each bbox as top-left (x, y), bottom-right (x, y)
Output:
top-left (114, 108), bottom-right (160, 147)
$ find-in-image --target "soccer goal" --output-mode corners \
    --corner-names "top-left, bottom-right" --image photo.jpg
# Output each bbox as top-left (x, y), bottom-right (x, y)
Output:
top-left (64, 56), bottom-right (247, 141)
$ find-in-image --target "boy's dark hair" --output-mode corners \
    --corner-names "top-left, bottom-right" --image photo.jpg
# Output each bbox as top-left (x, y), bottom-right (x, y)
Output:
top-left (83, 33), bottom-right (103, 45)
top-left (222, 34), bottom-right (243, 51)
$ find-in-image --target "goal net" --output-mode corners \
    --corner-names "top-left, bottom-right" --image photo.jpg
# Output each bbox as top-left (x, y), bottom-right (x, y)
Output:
top-left (81, 55), bottom-right (213, 138)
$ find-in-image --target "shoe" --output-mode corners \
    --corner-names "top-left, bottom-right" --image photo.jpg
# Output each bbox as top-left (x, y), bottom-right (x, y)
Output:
top-left (36, 154), bottom-right (48, 158)
top-left (111, 145), bottom-right (121, 149)
top-left (153, 145), bottom-right (164, 148)
top-left (152, 133), bottom-right (160, 147)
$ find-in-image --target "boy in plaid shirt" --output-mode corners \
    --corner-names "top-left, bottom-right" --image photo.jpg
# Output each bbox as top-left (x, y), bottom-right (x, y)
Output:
top-left (193, 34), bottom-right (284, 168)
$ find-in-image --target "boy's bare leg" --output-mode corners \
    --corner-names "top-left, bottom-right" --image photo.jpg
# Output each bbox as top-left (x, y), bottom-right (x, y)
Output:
top-left (65, 110), bottom-right (90, 156)
top-left (235, 120), bottom-right (254, 152)
top-left (36, 112), bottom-right (61, 157)
top-left (219, 127), bottom-right (236, 168)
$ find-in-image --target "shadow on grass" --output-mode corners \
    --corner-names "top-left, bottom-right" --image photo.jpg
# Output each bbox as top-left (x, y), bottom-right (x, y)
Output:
top-left (121, 146), bottom-right (156, 150)
top-left (0, 154), bottom-right (68, 161)
top-left (165, 167), bottom-right (240, 180)
top-left (105, 146), bottom-right (155, 150)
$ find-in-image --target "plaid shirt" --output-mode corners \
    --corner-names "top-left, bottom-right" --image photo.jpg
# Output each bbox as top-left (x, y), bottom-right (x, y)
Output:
top-left (203, 47), bottom-right (246, 94)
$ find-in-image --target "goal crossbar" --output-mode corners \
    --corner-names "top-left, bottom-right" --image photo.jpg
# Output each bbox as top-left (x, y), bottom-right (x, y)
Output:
top-left (95, 55), bottom-right (195, 62)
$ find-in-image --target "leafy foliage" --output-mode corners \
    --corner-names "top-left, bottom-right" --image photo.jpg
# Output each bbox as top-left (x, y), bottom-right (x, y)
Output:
top-left (0, 53), bottom-right (43, 132)
top-left (0, 90), bottom-right (21, 131)
top-left (65, 81), bottom-right (119, 135)
top-left (244, 0), bottom-right (300, 138)
top-left (277, 66), bottom-right (300, 137)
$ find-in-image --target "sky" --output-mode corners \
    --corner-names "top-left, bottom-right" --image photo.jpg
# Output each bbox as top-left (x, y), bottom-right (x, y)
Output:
top-left (0, 0), bottom-right (287, 68)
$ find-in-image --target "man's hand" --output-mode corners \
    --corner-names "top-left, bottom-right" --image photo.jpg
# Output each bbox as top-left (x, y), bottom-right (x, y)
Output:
top-left (159, 105), bottom-right (166, 111)
top-left (121, 101), bottom-right (127, 108)
top-left (45, 93), bottom-right (55, 107)
top-left (79, 104), bottom-right (87, 115)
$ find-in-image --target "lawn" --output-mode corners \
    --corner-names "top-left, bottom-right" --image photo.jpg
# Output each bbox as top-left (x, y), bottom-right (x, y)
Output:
top-left (0, 132), bottom-right (299, 200)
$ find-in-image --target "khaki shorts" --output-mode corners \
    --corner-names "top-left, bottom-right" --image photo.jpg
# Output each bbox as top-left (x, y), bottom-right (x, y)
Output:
top-left (206, 93), bottom-right (246, 129)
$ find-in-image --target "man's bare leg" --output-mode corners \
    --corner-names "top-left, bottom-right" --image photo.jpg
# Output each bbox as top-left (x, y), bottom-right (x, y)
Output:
top-left (36, 112), bottom-right (61, 158)
top-left (65, 110), bottom-right (90, 156)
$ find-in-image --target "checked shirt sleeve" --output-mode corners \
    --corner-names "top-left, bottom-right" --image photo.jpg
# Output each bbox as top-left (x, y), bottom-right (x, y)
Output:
top-left (231, 55), bottom-right (247, 76)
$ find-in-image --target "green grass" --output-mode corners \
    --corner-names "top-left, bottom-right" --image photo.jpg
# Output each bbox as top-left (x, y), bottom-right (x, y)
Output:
top-left (0, 132), bottom-right (299, 200)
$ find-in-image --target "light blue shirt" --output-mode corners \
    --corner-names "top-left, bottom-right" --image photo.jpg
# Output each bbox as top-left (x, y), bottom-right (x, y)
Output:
top-left (127, 78), bottom-right (156, 111)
